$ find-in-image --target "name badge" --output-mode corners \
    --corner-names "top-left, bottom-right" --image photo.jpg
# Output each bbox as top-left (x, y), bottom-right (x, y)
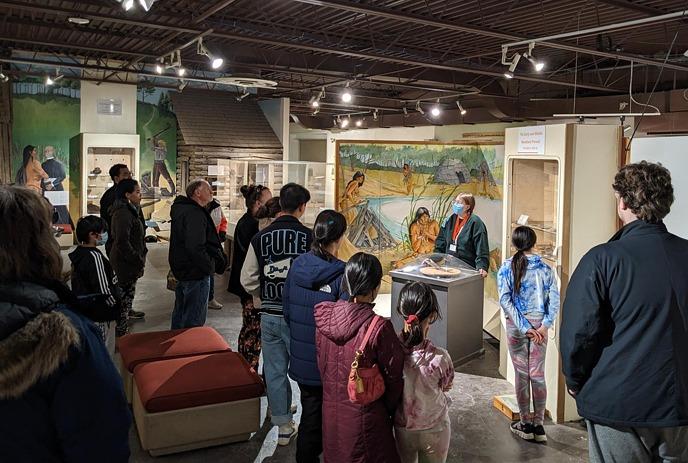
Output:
top-left (449, 244), bottom-right (457, 252)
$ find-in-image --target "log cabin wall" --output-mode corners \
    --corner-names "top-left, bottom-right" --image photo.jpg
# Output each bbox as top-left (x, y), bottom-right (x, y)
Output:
top-left (0, 80), bottom-right (12, 184)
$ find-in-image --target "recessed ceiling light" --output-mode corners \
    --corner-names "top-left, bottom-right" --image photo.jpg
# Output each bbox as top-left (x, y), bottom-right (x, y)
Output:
top-left (68, 17), bottom-right (90, 25)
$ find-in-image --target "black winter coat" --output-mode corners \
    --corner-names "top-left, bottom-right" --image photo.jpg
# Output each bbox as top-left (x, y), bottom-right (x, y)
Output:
top-left (169, 196), bottom-right (225, 281)
top-left (227, 211), bottom-right (259, 301)
top-left (561, 220), bottom-right (688, 427)
top-left (109, 200), bottom-right (147, 284)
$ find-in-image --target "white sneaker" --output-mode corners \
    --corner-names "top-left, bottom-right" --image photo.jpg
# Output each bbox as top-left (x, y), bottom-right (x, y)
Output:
top-left (208, 299), bottom-right (223, 310)
top-left (277, 421), bottom-right (298, 446)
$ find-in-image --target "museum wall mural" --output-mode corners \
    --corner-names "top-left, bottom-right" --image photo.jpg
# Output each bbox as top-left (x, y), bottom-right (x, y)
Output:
top-left (336, 140), bottom-right (504, 300)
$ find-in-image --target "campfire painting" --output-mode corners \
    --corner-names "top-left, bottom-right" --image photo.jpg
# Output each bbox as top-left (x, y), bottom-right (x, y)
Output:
top-left (335, 140), bottom-right (505, 296)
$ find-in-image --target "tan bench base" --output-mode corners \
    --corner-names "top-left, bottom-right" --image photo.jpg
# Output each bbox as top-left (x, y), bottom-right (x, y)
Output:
top-left (116, 353), bottom-right (134, 404)
top-left (133, 386), bottom-right (260, 457)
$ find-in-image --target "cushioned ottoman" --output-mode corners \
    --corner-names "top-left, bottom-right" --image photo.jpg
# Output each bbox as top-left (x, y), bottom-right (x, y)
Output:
top-left (116, 327), bottom-right (231, 402)
top-left (132, 352), bottom-right (264, 456)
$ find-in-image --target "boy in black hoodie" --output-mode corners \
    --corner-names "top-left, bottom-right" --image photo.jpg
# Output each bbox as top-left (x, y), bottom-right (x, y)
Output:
top-left (68, 215), bottom-right (120, 356)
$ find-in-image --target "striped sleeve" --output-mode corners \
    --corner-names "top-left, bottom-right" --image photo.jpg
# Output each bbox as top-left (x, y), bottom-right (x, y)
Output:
top-left (91, 251), bottom-right (117, 307)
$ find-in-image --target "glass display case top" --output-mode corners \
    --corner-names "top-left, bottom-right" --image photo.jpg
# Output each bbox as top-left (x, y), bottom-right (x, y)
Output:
top-left (85, 147), bottom-right (134, 215)
top-left (392, 253), bottom-right (479, 281)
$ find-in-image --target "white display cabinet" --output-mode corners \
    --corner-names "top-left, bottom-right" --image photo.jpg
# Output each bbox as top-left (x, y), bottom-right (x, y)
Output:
top-left (69, 133), bottom-right (140, 220)
top-left (502, 123), bottom-right (621, 422)
top-left (209, 159), bottom-right (336, 231)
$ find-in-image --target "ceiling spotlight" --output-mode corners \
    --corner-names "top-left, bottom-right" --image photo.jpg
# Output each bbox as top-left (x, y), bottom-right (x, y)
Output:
top-left (138, 0), bottom-right (158, 11)
top-left (415, 101), bottom-right (425, 115)
top-left (155, 60), bottom-right (163, 74)
top-left (177, 67), bottom-right (186, 77)
top-left (197, 37), bottom-right (224, 70)
top-left (68, 17), bottom-right (90, 25)
top-left (340, 117), bottom-right (350, 128)
top-left (456, 100), bottom-right (467, 116)
top-left (310, 87), bottom-right (325, 108)
top-left (178, 80), bottom-right (188, 91)
top-left (355, 119), bottom-right (363, 127)
top-left (45, 70), bottom-right (63, 86)
top-left (0, 72), bottom-right (8, 83)
top-left (524, 53), bottom-right (545, 72)
top-left (122, 0), bottom-right (134, 10)
top-left (341, 81), bottom-right (352, 103)
top-left (431, 99), bottom-right (441, 117)
top-left (373, 109), bottom-right (379, 121)
top-left (402, 107), bottom-right (409, 117)
top-left (504, 52), bottom-right (521, 79)
top-left (312, 107), bottom-right (320, 115)
top-left (236, 90), bottom-right (250, 102)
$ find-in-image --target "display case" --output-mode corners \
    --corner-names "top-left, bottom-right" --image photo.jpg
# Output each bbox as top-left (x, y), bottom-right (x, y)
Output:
top-left (390, 253), bottom-right (485, 366)
top-left (69, 133), bottom-right (140, 220)
top-left (209, 159), bottom-right (336, 231)
top-left (503, 123), bottom-right (621, 422)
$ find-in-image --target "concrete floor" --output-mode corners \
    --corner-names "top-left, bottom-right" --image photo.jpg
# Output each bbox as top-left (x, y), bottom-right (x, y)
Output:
top-left (125, 244), bottom-right (589, 462)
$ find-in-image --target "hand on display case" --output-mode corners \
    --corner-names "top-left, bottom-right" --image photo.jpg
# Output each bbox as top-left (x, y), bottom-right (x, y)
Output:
top-left (478, 268), bottom-right (488, 278)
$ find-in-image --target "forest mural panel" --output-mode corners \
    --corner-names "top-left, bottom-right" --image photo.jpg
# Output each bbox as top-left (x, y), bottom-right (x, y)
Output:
top-left (336, 141), bottom-right (504, 299)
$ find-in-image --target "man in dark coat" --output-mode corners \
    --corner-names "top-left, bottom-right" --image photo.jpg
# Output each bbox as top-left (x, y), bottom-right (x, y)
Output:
top-left (41, 145), bottom-right (72, 225)
top-left (561, 161), bottom-right (688, 463)
top-left (169, 179), bottom-right (225, 329)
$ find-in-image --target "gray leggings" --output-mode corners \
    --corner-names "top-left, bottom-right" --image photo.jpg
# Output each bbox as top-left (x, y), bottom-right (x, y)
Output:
top-left (395, 416), bottom-right (451, 463)
top-left (587, 420), bottom-right (688, 463)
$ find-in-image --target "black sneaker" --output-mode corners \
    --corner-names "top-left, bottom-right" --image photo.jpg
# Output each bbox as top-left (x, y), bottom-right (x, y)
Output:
top-left (128, 309), bottom-right (145, 320)
top-left (510, 421), bottom-right (535, 440)
top-left (533, 424), bottom-right (547, 442)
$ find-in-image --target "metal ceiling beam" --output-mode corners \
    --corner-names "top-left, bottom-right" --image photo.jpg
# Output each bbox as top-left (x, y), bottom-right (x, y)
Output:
top-left (0, 1), bottom-right (619, 92)
top-left (595, 0), bottom-right (667, 16)
top-left (289, 0), bottom-right (688, 73)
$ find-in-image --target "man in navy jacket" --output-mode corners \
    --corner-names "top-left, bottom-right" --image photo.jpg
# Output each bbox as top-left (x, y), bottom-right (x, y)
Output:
top-left (561, 161), bottom-right (688, 462)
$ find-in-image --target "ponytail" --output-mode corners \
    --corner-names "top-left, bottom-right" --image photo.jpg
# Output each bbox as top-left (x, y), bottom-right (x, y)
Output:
top-left (395, 282), bottom-right (441, 348)
top-left (344, 253), bottom-right (382, 302)
top-left (312, 210), bottom-right (347, 261)
top-left (510, 226), bottom-right (537, 295)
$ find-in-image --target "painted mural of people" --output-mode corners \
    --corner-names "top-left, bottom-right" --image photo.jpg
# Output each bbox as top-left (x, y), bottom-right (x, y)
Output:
top-left (402, 163), bottom-right (415, 195)
top-left (339, 171), bottom-right (365, 224)
top-left (148, 130), bottom-right (175, 196)
top-left (16, 145), bottom-right (51, 193)
top-left (41, 145), bottom-right (72, 225)
top-left (394, 207), bottom-right (440, 269)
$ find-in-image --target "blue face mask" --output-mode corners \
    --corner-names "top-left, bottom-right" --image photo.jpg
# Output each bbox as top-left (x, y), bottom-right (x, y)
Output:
top-left (452, 203), bottom-right (464, 215)
top-left (96, 231), bottom-right (107, 247)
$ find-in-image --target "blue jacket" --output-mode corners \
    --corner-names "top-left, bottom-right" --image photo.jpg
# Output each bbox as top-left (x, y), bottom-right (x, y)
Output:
top-left (283, 251), bottom-right (346, 386)
top-left (0, 281), bottom-right (131, 462)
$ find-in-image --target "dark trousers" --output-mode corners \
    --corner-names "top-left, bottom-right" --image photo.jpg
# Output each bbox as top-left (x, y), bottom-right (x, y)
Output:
top-left (587, 420), bottom-right (688, 463)
top-left (296, 383), bottom-right (323, 463)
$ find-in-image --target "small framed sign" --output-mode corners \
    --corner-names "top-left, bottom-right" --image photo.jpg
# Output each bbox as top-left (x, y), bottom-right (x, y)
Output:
top-left (97, 98), bottom-right (122, 116)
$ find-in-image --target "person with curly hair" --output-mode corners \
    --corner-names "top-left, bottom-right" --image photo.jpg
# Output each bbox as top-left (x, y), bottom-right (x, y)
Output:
top-left (561, 161), bottom-right (688, 463)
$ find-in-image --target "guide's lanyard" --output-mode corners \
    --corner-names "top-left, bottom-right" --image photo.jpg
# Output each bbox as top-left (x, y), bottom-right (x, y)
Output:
top-left (449, 215), bottom-right (468, 253)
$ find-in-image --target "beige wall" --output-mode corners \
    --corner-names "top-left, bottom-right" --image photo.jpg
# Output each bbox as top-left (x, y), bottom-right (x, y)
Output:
top-left (299, 139), bottom-right (327, 162)
top-left (80, 82), bottom-right (137, 134)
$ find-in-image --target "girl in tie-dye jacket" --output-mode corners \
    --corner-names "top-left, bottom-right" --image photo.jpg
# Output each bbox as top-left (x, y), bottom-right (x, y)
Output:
top-left (498, 226), bottom-right (560, 443)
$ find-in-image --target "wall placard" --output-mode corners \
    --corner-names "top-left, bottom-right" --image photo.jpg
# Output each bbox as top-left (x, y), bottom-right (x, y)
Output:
top-left (97, 98), bottom-right (123, 116)
top-left (517, 127), bottom-right (546, 154)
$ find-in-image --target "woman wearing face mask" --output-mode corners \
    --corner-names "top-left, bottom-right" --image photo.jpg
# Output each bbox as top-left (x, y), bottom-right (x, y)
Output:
top-left (434, 193), bottom-right (489, 277)
top-left (227, 184), bottom-right (272, 371)
top-left (109, 179), bottom-right (147, 336)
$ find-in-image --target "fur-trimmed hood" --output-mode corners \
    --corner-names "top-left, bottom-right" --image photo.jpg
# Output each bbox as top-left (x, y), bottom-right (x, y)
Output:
top-left (0, 282), bottom-right (80, 399)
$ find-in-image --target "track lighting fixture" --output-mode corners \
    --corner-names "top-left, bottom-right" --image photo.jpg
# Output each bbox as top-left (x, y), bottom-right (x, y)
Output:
top-left (236, 89), bottom-right (250, 102)
top-left (197, 37), bottom-right (224, 69)
top-left (117, 0), bottom-right (157, 11)
top-left (122, 0), bottom-right (134, 10)
top-left (503, 52), bottom-right (521, 79)
top-left (355, 119), bottom-right (363, 128)
top-left (373, 109), bottom-right (379, 121)
top-left (0, 66), bottom-right (8, 83)
top-left (155, 63), bottom-right (163, 74)
top-left (523, 43), bottom-right (544, 72)
top-left (456, 100), bottom-right (467, 116)
top-left (178, 80), bottom-right (188, 91)
top-left (402, 107), bottom-right (409, 117)
top-left (431, 99), bottom-right (441, 117)
top-left (138, 0), bottom-right (157, 11)
top-left (341, 81), bottom-right (352, 103)
top-left (45, 69), bottom-right (64, 86)
top-left (340, 117), bottom-right (350, 128)
top-left (177, 67), bottom-right (186, 77)
top-left (312, 107), bottom-right (320, 115)
top-left (415, 101), bottom-right (425, 115)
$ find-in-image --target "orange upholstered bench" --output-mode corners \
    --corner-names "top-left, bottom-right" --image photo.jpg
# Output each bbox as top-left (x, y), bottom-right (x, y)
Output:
top-left (132, 352), bottom-right (264, 456)
top-left (116, 327), bottom-right (231, 403)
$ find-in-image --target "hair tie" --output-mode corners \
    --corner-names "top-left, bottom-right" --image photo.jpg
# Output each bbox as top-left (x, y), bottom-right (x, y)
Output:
top-left (405, 314), bottom-right (419, 324)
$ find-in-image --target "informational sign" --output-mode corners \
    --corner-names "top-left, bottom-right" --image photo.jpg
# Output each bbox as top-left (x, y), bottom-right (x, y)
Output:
top-left (517, 127), bottom-right (546, 154)
top-left (208, 165), bottom-right (226, 176)
top-left (97, 98), bottom-right (123, 116)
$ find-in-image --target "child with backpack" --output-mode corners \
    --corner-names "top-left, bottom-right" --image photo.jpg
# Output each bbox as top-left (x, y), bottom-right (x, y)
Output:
top-left (394, 281), bottom-right (454, 463)
top-left (68, 215), bottom-right (121, 356)
top-left (497, 226), bottom-right (560, 442)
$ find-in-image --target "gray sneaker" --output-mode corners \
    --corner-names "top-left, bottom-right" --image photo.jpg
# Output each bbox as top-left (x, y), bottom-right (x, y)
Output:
top-left (277, 421), bottom-right (298, 446)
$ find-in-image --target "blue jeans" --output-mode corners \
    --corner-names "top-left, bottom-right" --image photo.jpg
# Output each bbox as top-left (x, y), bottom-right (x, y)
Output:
top-left (261, 314), bottom-right (293, 426)
top-left (171, 276), bottom-right (211, 329)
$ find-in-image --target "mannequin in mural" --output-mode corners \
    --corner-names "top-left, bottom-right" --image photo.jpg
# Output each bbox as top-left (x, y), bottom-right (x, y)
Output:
top-left (394, 207), bottom-right (440, 269)
top-left (148, 124), bottom-right (175, 196)
top-left (41, 145), bottom-right (72, 225)
top-left (15, 145), bottom-right (51, 193)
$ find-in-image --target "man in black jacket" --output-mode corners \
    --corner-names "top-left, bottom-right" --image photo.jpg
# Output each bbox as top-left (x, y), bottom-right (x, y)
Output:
top-left (169, 179), bottom-right (225, 329)
top-left (561, 161), bottom-right (688, 462)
